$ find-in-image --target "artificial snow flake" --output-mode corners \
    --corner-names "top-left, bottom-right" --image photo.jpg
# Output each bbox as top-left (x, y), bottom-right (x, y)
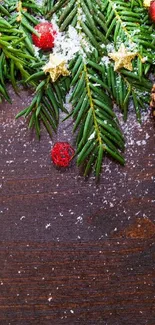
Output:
top-left (52, 26), bottom-right (81, 62)
top-left (88, 131), bottom-right (96, 141)
top-left (33, 45), bottom-right (40, 58)
top-left (101, 56), bottom-right (110, 66)
top-left (36, 0), bottom-right (43, 5)
top-left (52, 25), bottom-right (92, 62)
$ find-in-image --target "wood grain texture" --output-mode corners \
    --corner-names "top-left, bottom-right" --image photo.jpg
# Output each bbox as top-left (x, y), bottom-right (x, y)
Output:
top-left (0, 240), bottom-right (155, 324)
top-left (0, 88), bottom-right (155, 324)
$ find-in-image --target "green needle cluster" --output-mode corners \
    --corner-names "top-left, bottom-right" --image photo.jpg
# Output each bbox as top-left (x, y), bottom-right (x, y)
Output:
top-left (0, 0), bottom-right (155, 177)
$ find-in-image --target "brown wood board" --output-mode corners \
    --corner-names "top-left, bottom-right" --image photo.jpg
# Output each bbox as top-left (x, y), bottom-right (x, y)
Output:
top-left (0, 87), bottom-right (155, 324)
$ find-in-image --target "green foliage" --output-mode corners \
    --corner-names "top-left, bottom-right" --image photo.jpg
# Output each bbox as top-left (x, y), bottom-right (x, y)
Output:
top-left (0, 0), bottom-right (155, 177)
top-left (0, 0), bottom-right (68, 140)
top-left (48, 0), bottom-right (154, 176)
top-left (68, 54), bottom-right (125, 177)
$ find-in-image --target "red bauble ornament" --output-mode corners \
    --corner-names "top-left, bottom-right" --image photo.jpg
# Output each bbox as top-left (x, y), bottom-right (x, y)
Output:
top-left (51, 142), bottom-right (75, 167)
top-left (149, 0), bottom-right (155, 22)
top-left (32, 22), bottom-right (57, 50)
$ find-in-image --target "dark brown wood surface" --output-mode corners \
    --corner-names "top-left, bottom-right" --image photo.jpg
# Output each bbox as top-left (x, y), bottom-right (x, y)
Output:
top-left (0, 87), bottom-right (155, 324)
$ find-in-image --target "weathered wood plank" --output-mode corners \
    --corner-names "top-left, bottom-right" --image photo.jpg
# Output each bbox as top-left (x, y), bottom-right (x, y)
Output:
top-left (0, 88), bottom-right (155, 324)
top-left (0, 240), bottom-right (154, 324)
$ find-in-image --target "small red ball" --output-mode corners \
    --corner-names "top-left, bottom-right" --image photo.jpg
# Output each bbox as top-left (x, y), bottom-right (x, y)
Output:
top-left (51, 142), bottom-right (75, 167)
top-left (149, 0), bottom-right (155, 22)
top-left (32, 22), bottom-right (57, 50)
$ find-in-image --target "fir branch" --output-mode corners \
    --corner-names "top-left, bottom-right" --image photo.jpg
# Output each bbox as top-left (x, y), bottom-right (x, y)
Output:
top-left (98, 0), bottom-right (155, 67)
top-left (93, 0), bottom-right (154, 119)
top-left (55, 0), bottom-right (125, 176)
top-left (45, 0), bottom-right (154, 176)
top-left (0, 0), bottom-right (154, 178)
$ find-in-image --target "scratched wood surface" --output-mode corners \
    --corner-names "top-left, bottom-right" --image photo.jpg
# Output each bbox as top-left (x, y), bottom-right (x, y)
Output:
top-left (0, 87), bottom-right (155, 324)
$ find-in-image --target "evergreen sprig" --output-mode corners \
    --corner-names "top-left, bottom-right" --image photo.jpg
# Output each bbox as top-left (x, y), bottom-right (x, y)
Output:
top-left (97, 0), bottom-right (154, 120)
top-left (69, 54), bottom-right (125, 177)
top-left (0, 0), bottom-right (68, 137)
top-left (0, 0), bottom-right (155, 177)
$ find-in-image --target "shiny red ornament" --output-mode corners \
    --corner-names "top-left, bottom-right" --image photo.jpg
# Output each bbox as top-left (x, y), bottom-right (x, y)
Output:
top-left (32, 22), bottom-right (57, 50)
top-left (149, 0), bottom-right (155, 22)
top-left (51, 142), bottom-right (75, 167)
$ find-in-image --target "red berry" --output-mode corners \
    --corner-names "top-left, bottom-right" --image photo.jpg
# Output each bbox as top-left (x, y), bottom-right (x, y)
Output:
top-left (149, 0), bottom-right (155, 22)
top-left (32, 22), bottom-right (57, 50)
top-left (51, 142), bottom-right (75, 168)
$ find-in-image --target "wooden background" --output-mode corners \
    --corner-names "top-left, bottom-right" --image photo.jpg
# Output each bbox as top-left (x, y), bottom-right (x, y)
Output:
top-left (0, 87), bottom-right (155, 324)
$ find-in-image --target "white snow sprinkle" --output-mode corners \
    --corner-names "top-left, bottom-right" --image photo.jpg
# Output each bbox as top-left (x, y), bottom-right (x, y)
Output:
top-left (88, 131), bottom-right (95, 140)
top-left (45, 223), bottom-right (51, 229)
